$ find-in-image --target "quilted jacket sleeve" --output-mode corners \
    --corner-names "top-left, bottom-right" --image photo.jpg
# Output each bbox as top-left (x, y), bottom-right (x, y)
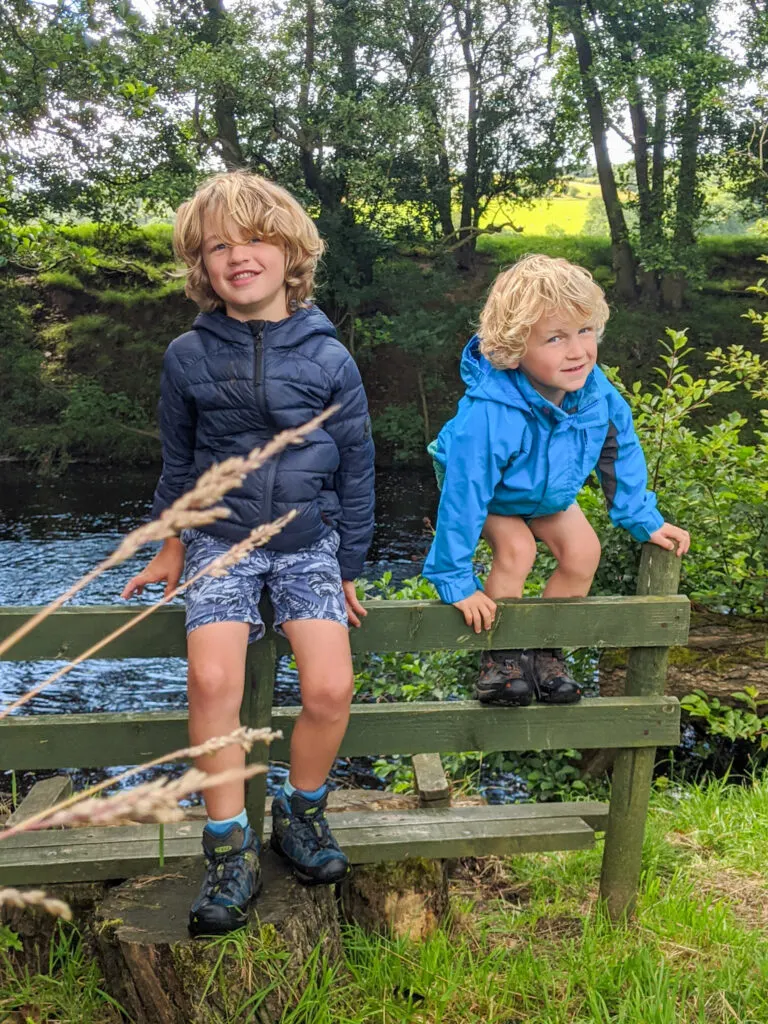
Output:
top-left (151, 346), bottom-right (197, 519)
top-left (325, 352), bottom-right (375, 579)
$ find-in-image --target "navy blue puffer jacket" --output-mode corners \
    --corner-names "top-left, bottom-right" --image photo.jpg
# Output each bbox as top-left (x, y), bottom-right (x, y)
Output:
top-left (151, 306), bottom-right (375, 579)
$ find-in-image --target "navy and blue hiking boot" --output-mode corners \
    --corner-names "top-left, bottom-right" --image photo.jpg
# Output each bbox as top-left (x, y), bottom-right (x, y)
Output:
top-left (189, 823), bottom-right (262, 937)
top-left (270, 789), bottom-right (349, 885)
top-left (474, 649), bottom-right (533, 706)
top-left (521, 649), bottom-right (582, 704)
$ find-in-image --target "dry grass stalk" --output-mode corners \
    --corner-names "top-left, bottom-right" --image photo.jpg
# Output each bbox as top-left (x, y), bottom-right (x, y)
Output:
top-left (0, 408), bottom-right (334, 660)
top-left (0, 887), bottom-right (72, 921)
top-left (0, 726), bottom-right (280, 840)
top-left (20, 762), bottom-right (271, 831)
top-left (0, 512), bottom-right (296, 722)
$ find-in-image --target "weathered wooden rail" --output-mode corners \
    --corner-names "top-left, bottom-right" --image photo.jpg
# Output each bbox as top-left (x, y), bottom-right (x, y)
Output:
top-left (0, 544), bottom-right (688, 919)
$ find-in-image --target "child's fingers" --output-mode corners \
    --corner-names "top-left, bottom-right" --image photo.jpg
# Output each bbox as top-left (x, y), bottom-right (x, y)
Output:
top-left (121, 575), bottom-right (144, 599)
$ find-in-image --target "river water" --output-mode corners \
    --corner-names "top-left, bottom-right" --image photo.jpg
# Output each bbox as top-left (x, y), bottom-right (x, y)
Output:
top-left (1, 464), bottom-right (531, 802)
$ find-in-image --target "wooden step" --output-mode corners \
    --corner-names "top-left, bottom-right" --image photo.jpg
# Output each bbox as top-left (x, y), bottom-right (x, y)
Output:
top-left (0, 801), bottom-right (606, 885)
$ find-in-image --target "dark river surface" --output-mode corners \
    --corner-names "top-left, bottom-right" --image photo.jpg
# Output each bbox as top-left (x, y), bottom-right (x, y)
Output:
top-left (0, 464), bottom-right (527, 803)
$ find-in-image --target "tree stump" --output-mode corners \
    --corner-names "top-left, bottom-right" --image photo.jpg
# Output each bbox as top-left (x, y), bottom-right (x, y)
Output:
top-left (340, 858), bottom-right (449, 940)
top-left (0, 881), bottom-right (107, 974)
top-left (92, 850), bottom-right (341, 1024)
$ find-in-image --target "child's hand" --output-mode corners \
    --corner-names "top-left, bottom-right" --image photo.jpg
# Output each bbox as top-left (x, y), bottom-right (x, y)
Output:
top-left (342, 580), bottom-right (367, 628)
top-left (648, 523), bottom-right (690, 557)
top-left (121, 537), bottom-right (185, 600)
top-left (453, 590), bottom-right (497, 633)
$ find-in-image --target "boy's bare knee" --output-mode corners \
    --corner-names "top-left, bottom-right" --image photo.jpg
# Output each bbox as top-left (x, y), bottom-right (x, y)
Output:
top-left (560, 533), bottom-right (602, 577)
top-left (302, 675), bottom-right (354, 723)
top-left (493, 530), bottom-right (537, 575)
top-left (188, 663), bottom-right (240, 710)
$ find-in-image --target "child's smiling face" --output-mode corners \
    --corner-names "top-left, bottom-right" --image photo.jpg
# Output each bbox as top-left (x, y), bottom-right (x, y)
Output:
top-left (202, 211), bottom-right (289, 322)
top-left (508, 310), bottom-right (598, 406)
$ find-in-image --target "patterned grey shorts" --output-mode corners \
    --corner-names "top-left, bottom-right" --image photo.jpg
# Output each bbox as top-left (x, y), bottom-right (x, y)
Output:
top-left (182, 529), bottom-right (348, 642)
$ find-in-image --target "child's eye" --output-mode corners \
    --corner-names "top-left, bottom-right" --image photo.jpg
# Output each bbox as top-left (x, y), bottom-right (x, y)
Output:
top-left (579, 326), bottom-right (594, 335)
top-left (211, 242), bottom-right (227, 252)
top-left (248, 238), bottom-right (261, 245)
top-left (546, 335), bottom-right (562, 344)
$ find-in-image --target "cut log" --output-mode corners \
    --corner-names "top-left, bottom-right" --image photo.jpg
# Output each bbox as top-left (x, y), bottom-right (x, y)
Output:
top-left (340, 858), bottom-right (449, 940)
top-left (92, 850), bottom-right (341, 1024)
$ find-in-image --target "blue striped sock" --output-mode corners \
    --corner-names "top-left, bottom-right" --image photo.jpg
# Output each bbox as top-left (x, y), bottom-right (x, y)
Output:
top-left (206, 808), bottom-right (249, 835)
top-left (284, 779), bottom-right (328, 802)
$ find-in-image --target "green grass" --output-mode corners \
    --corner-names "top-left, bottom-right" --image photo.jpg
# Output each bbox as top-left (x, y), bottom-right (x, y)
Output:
top-left (6, 775), bottom-right (768, 1022)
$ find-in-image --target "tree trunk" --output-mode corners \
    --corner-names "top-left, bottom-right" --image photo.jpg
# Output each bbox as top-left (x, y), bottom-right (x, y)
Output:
top-left (93, 851), bottom-right (342, 1024)
top-left (662, 93), bottom-right (702, 310)
top-left (453, 1), bottom-right (479, 271)
top-left (202, 0), bottom-right (245, 169)
top-left (565, 1), bottom-right (637, 300)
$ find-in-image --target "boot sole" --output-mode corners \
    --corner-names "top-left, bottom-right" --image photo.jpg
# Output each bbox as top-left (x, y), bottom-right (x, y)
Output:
top-left (270, 833), bottom-right (350, 886)
top-left (188, 876), bottom-right (264, 937)
top-left (474, 688), bottom-right (533, 707)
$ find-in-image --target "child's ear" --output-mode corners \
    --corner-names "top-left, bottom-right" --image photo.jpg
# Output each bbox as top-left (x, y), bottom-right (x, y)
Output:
top-left (507, 359), bottom-right (520, 370)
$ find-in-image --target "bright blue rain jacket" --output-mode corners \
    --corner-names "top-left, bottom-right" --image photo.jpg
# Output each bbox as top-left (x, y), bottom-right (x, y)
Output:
top-left (151, 305), bottom-right (375, 580)
top-left (423, 336), bottom-right (663, 603)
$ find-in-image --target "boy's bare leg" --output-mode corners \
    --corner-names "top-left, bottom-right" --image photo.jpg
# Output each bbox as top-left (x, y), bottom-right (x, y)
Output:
top-left (281, 619), bottom-right (354, 790)
top-left (530, 504), bottom-right (601, 597)
top-left (482, 513), bottom-right (538, 599)
top-left (187, 621), bottom-right (250, 820)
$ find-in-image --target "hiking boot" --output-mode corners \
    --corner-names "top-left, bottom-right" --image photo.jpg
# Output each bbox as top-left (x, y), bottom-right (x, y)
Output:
top-left (270, 789), bottom-right (349, 885)
top-left (522, 649), bottom-right (582, 704)
top-left (474, 649), bottom-right (533, 706)
top-left (189, 823), bottom-right (262, 937)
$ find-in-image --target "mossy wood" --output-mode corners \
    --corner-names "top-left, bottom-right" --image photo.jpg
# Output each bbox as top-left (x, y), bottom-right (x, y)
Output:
top-left (0, 802), bottom-right (606, 885)
top-left (598, 544), bottom-right (683, 919)
top-left (0, 594), bottom-right (690, 661)
top-left (0, 696), bottom-right (680, 769)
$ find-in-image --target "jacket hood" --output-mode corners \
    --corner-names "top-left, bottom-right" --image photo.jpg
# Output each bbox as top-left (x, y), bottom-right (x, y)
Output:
top-left (459, 335), bottom-right (602, 421)
top-left (193, 304), bottom-right (337, 348)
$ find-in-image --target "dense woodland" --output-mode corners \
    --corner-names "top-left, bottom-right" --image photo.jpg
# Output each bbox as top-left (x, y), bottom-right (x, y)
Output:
top-left (1, 0), bottom-right (767, 462)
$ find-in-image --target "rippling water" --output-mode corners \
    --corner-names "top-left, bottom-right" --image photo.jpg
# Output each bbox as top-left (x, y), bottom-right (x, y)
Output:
top-left (1, 463), bottom-right (453, 798)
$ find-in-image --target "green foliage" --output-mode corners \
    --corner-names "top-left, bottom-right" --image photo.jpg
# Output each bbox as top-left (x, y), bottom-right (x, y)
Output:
top-left (584, 325), bottom-right (768, 615)
top-left (681, 688), bottom-right (768, 749)
top-left (0, 922), bottom-right (124, 1022)
top-left (371, 404), bottom-right (426, 465)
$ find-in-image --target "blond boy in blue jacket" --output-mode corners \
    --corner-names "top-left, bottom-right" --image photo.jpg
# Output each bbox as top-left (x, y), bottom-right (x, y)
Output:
top-left (423, 255), bottom-right (689, 705)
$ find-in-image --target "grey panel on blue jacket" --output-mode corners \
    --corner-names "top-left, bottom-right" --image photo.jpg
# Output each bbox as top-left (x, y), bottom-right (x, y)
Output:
top-left (151, 306), bottom-right (375, 580)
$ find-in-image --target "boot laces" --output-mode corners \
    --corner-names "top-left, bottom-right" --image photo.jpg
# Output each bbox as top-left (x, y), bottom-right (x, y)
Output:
top-left (536, 650), bottom-right (567, 684)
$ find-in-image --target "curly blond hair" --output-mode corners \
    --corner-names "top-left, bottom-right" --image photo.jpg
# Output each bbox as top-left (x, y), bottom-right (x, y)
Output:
top-left (173, 171), bottom-right (325, 312)
top-left (478, 254), bottom-right (609, 368)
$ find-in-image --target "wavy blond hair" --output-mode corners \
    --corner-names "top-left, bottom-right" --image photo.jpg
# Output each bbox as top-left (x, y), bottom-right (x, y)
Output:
top-left (478, 254), bottom-right (609, 368)
top-left (174, 171), bottom-right (325, 312)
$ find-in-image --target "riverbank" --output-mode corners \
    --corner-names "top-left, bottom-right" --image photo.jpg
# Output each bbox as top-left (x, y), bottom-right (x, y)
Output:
top-left (3, 773), bottom-right (768, 1022)
top-left (2, 228), bottom-right (765, 470)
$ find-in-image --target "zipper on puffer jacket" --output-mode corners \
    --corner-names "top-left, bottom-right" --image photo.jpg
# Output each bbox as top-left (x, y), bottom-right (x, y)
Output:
top-left (248, 319), bottom-right (279, 524)
top-left (250, 321), bottom-right (268, 421)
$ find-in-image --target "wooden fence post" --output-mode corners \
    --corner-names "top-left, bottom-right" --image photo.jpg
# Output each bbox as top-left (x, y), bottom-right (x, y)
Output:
top-left (598, 543), bottom-right (682, 921)
top-left (242, 626), bottom-right (277, 842)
